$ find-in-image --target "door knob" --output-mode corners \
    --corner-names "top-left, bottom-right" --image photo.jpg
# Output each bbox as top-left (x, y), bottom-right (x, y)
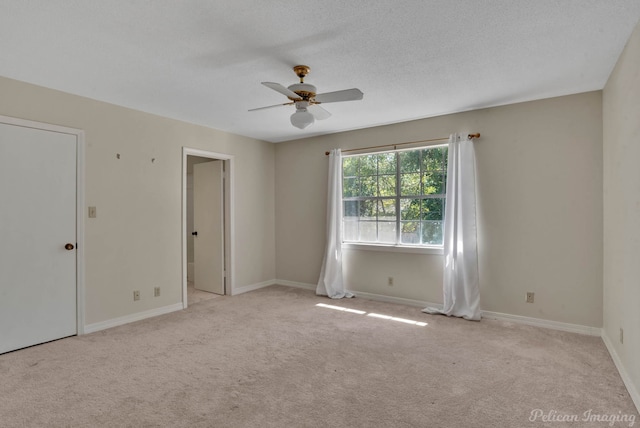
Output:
top-left (65, 243), bottom-right (75, 250)
top-left (192, 231), bottom-right (198, 236)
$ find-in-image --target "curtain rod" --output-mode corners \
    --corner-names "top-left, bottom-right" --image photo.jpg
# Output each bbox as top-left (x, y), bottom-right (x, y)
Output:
top-left (324, 133), bottom-right (480, 156)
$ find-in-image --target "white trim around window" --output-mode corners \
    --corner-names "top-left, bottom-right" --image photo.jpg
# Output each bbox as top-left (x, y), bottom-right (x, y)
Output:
top-left (342, 242), bottom-right (444, 255)
top-left (341, 143), bottom-right (448, 249)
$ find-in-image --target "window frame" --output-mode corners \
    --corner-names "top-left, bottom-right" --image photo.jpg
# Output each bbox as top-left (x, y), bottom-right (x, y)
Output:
top-left (341, 144), bottom-right (447, 253)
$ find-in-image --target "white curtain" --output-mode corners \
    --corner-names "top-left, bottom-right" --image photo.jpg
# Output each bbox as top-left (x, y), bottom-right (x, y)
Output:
top-left (317, 149), bottom-right (353, 299)
top-left (423, 134), bottom-right (481, 320)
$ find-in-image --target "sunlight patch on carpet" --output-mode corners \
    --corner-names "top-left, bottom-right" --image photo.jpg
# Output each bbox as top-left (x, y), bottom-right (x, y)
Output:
top-left (315, 303), bottom-right (427, 326)
top-left (367, 313), bottom-right (428, 326)
top-left (316, 303), bottom-right (366, 314)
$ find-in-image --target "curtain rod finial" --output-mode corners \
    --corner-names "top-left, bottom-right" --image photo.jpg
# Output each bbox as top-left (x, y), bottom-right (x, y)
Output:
top-left (468, 133), bottom-right (480, 140)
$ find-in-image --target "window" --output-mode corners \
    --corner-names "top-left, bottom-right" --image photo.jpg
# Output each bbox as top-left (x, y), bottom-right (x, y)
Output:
top-left (342, 145), bottom-right (448, 247)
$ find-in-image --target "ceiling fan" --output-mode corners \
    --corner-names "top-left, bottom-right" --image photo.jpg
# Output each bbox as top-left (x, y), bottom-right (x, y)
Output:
top-left (249, 65), bottom-right (364, 129)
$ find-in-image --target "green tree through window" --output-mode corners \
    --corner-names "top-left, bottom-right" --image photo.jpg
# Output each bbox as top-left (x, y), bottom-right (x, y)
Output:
top-left (342, 146), bottom-right (447, 246)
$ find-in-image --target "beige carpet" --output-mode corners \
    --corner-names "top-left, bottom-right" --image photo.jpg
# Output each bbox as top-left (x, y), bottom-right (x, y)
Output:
top-left (0, 285), bottom-right (637, 427)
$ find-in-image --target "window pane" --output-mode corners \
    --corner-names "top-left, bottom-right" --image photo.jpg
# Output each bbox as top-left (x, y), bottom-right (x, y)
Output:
top-left (401, 221), bottom-right (420, 244)
top-left (359, 200), bottom-right (376, 221)
top-left (360, 176), bottom-right (377, 197)
top-left (421, 198), bottom-right (445, 220)
top-left (422, 220), bottom-right (443, 245)
top-left (344, 200), bottom-right (358, 219)
top-left (400, 151), bottom-right (420, 173)
top-left (343, 157), bottom-right (359, 177)
top-left (378, 221), bottom-right (396, 244)
top-left (400, 173), bottom-right (420, 196)
top-left (441, 148), bottom-right (448, 168)
top-left (423, 172), bottom-right (445, 195)
top-left (400, 198), bottom-right (420, 220)
top-left (359, 155), bottom-right (377, 176)
top-left (422, 147), bottom-right (446, 171)
top-left (343, 220), bottom-right (358, 241)
top-left (343, 177), bottom-right (358, 197)
top-left (358, 221), bottom-right (377, 242)
top-left (379, 175), bottom-right (396, 197)
top-left (378, 199), bottom-right (396, 221)
top-left (377, 153), bottom-right (396, 175)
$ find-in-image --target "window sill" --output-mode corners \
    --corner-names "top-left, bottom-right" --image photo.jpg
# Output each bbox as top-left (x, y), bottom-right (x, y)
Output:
top-left (342, 242), bottom-right (444, 255)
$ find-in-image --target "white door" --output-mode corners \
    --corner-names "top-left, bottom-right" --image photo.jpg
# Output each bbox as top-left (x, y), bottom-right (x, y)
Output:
top-left (193, 161), bottom-right (224, 294)
top-left (0, 122), bottom-right (77, 354)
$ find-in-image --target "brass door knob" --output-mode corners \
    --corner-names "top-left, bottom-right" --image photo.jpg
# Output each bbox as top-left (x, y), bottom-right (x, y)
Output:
top-left (65, 243), bottom-right (75, 250)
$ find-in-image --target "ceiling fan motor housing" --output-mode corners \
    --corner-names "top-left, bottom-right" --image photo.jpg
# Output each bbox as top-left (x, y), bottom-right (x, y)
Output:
top-left (250, 65), bottom-right (362, 129)
top-left (287, 83), bottom-right (317, 101)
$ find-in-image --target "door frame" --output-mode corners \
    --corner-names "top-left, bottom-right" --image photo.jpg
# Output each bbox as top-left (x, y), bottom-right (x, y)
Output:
top-left (0, 114), bottom-right (86, 334)
top-left (182, 147), bottom-right (235, 307)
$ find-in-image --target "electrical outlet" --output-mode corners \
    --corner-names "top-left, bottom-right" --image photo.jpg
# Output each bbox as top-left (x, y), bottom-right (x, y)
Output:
top-left (388, 277), bottom-right (394, 286)
top-left (133, 290), bottom-right (140, 301)
top-left (620, 328), bottom-right (624, 344)
top-left (526, 292), bottom-right (535, 303)
top-left (154, 287), bottom-right (160, 297)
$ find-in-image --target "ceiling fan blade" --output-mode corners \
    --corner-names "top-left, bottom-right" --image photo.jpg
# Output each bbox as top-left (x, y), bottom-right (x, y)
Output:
top-left (262, 82), bottom-right (301, 100)
top-left (314, 88), bottom-right (363, 103)
top-left (307, 104), bottom-right (331, 120)
top-left (248, 102), bottom-right (293, 112)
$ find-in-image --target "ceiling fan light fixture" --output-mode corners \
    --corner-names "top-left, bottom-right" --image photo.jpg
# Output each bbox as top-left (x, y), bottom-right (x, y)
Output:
top-left (251, 65), bottom-right (364, 130)
top-left (290, 108), bottom-right (315, 129)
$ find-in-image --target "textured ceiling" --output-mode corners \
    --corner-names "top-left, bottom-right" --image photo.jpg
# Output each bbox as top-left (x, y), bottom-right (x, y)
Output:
top-left (1, 1), bottom-right (639, 142)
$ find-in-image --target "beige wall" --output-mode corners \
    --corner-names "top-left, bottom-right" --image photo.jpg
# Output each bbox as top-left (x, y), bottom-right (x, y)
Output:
top-left (0, 71), bottom-right (608, 332)
top-left (276, 91), bottom-right (603, 327)
top-left (603, 18), bottom-right (640, 405)
top-left (0, 76), bottom-right (276, 325)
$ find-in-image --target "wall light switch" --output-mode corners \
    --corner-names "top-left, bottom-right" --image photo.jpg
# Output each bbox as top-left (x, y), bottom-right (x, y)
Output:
top-left (88, 206), bottom-right (97, 218)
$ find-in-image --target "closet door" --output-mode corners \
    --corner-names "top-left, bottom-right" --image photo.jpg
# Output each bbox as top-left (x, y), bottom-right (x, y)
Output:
top-left (0, 121), bottom-right (77, 354)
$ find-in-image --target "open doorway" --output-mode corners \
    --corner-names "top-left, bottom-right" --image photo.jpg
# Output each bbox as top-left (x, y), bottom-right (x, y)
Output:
top-left (182, 148), bottom-right (234, 308)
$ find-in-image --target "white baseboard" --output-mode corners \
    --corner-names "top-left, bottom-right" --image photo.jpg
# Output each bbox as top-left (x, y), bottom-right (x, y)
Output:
top-left (84, 302), bottom-right (183, 334)
top-left (351, 291), bottom-right (602, 336)
top-left (274, 282), bottom-right (442, 309)
top-left (602, 331), bottom-right (640, 413)
top-left (232, 279), bottom-right (314, 296)
top-left (481, 311), bottom-right (602, 336)
top-left (274, 282), bottom-right (602, 337)
top-left (349, 290), bottom-right (442, 309)
top-left (232, 279), bottom-right (276, 296)
top-left (275, 279), bottom-right (316, 291)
